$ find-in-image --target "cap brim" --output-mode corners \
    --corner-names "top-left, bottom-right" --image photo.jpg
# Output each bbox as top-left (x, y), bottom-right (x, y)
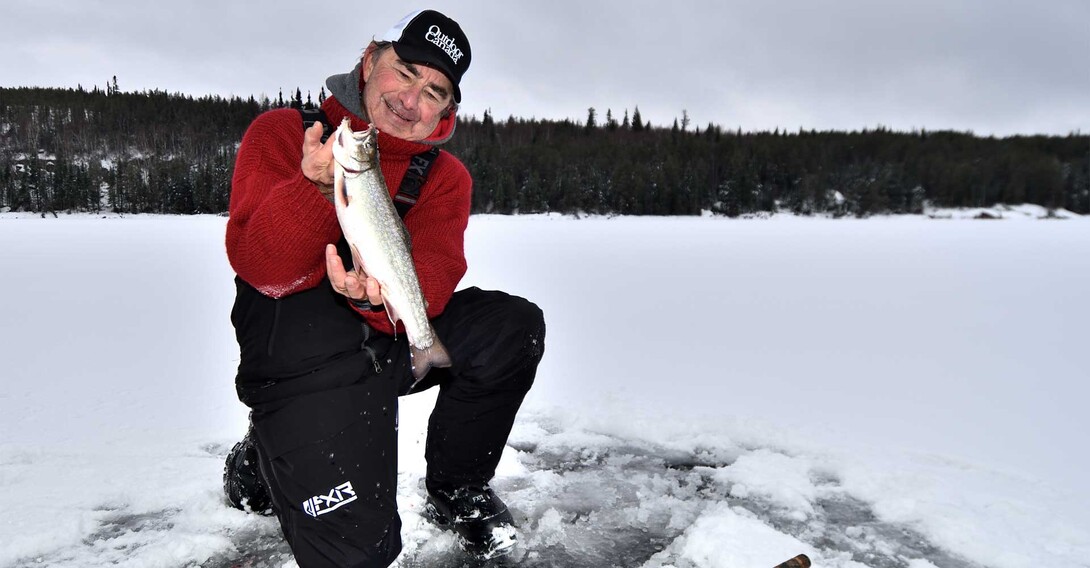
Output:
top-left (391, 42), bottom-right (462, 103)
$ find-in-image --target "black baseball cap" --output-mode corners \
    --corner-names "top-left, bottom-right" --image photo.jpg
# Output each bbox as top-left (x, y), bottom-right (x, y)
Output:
top-left (380, 9), bottom-right (471, 103)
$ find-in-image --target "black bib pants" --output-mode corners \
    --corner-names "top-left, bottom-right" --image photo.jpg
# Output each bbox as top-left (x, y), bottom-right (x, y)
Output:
top-left (230, 253), bottom-right (544, 567)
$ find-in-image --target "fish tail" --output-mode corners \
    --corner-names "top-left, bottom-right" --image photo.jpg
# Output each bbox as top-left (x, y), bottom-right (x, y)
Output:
top-left (409, 335), bottom-right (453, 380)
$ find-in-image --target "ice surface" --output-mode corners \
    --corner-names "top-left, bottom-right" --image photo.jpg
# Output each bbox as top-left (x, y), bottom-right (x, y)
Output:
top-left (1, 207), bottom-right (1088, 567)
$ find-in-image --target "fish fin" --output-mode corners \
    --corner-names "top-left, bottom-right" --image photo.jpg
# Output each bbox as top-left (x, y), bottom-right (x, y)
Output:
top-left (339, 178), bottom-right (351, 205)
top-left (381, 290), bottom-right (400, 330)
top-left (348, 244), bottom-right (368, 277)
top-left (333, 174), bottom-right (347, 208)
top-left (409, 333), bottom-right (453, 380)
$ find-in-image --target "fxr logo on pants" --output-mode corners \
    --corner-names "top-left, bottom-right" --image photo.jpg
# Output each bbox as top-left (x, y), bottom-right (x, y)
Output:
top-left (302, 481), bottom-right (358, 517)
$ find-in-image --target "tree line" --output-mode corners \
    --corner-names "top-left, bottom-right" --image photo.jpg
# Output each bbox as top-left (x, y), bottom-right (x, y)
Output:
top-left (2, 85), bottom-right (1087, 216)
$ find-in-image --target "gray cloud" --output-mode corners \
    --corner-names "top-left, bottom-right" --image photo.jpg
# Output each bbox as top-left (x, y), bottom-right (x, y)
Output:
top-left (3, 0), bottom-right (1086, 135)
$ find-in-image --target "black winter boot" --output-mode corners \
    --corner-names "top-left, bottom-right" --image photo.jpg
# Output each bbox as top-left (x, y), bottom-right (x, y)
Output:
top-left (223, 429), bottom-right (273, 515)
top-left (423, 483), bottom-right (518, 559)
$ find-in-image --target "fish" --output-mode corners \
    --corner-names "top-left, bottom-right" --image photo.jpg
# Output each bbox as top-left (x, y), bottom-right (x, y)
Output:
top-left (331, 118), bottom-right (452, 380)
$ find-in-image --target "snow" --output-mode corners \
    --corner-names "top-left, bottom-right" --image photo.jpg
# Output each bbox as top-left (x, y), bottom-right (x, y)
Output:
top-left (1, 207), bottom-right (1088, 568)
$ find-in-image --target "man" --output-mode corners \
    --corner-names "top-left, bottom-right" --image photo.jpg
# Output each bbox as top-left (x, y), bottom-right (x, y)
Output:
top-left (222, 9), bottom-right (544, 567)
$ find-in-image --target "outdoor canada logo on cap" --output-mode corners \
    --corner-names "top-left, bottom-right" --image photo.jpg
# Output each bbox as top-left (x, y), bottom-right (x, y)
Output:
top-left (381, 9), bottom-right (472, 103)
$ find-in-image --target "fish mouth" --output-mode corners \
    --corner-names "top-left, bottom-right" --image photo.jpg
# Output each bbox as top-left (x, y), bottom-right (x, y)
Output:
top-left (334, 128), bottom-right (364, 173)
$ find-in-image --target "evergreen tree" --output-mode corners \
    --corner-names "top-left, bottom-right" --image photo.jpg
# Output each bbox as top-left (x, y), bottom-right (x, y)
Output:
top-left (2, 86), bottom-right (1088, 217)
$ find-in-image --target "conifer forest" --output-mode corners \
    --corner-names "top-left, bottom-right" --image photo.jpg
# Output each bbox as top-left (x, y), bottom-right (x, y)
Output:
top-left (2, 85), bottom-right (1087, 216)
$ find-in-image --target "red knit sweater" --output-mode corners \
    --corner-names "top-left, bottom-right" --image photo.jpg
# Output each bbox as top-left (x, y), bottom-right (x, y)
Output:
top-left (225, 97), bottom-right (471, 335)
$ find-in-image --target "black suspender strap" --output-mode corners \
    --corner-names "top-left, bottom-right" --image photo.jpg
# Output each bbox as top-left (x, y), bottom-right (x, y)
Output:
top-left (393, 147), bottom-right (440, 218)
top-left (299, 108), bottom-right (440, 219)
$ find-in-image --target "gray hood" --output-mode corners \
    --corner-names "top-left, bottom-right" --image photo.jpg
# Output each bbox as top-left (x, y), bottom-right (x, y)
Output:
top-left (325, 62), bottom-right (367, 122)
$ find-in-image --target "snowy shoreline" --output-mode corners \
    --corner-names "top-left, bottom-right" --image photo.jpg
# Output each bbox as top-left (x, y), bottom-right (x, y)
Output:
top-left (1, 202), bottom-right (1084, 222)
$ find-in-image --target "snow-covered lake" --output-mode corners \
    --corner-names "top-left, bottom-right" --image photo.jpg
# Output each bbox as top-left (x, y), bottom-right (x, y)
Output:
top-left (1, 208), bottom-right (1087, 568)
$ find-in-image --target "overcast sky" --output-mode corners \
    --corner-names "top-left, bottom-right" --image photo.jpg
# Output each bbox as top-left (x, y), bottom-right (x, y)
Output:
top-left (3, 0), bottom-right (1088, 136)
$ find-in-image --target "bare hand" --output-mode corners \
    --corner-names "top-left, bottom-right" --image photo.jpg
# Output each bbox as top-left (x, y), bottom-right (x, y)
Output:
top-left (325, 244), bottom-right (383, 305)
top-left (302, 122), bottom-right (335, 191)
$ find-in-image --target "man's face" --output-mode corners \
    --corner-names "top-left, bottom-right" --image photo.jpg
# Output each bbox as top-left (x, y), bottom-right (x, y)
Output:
top-left (362, 47), bottom-right (454, 141)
